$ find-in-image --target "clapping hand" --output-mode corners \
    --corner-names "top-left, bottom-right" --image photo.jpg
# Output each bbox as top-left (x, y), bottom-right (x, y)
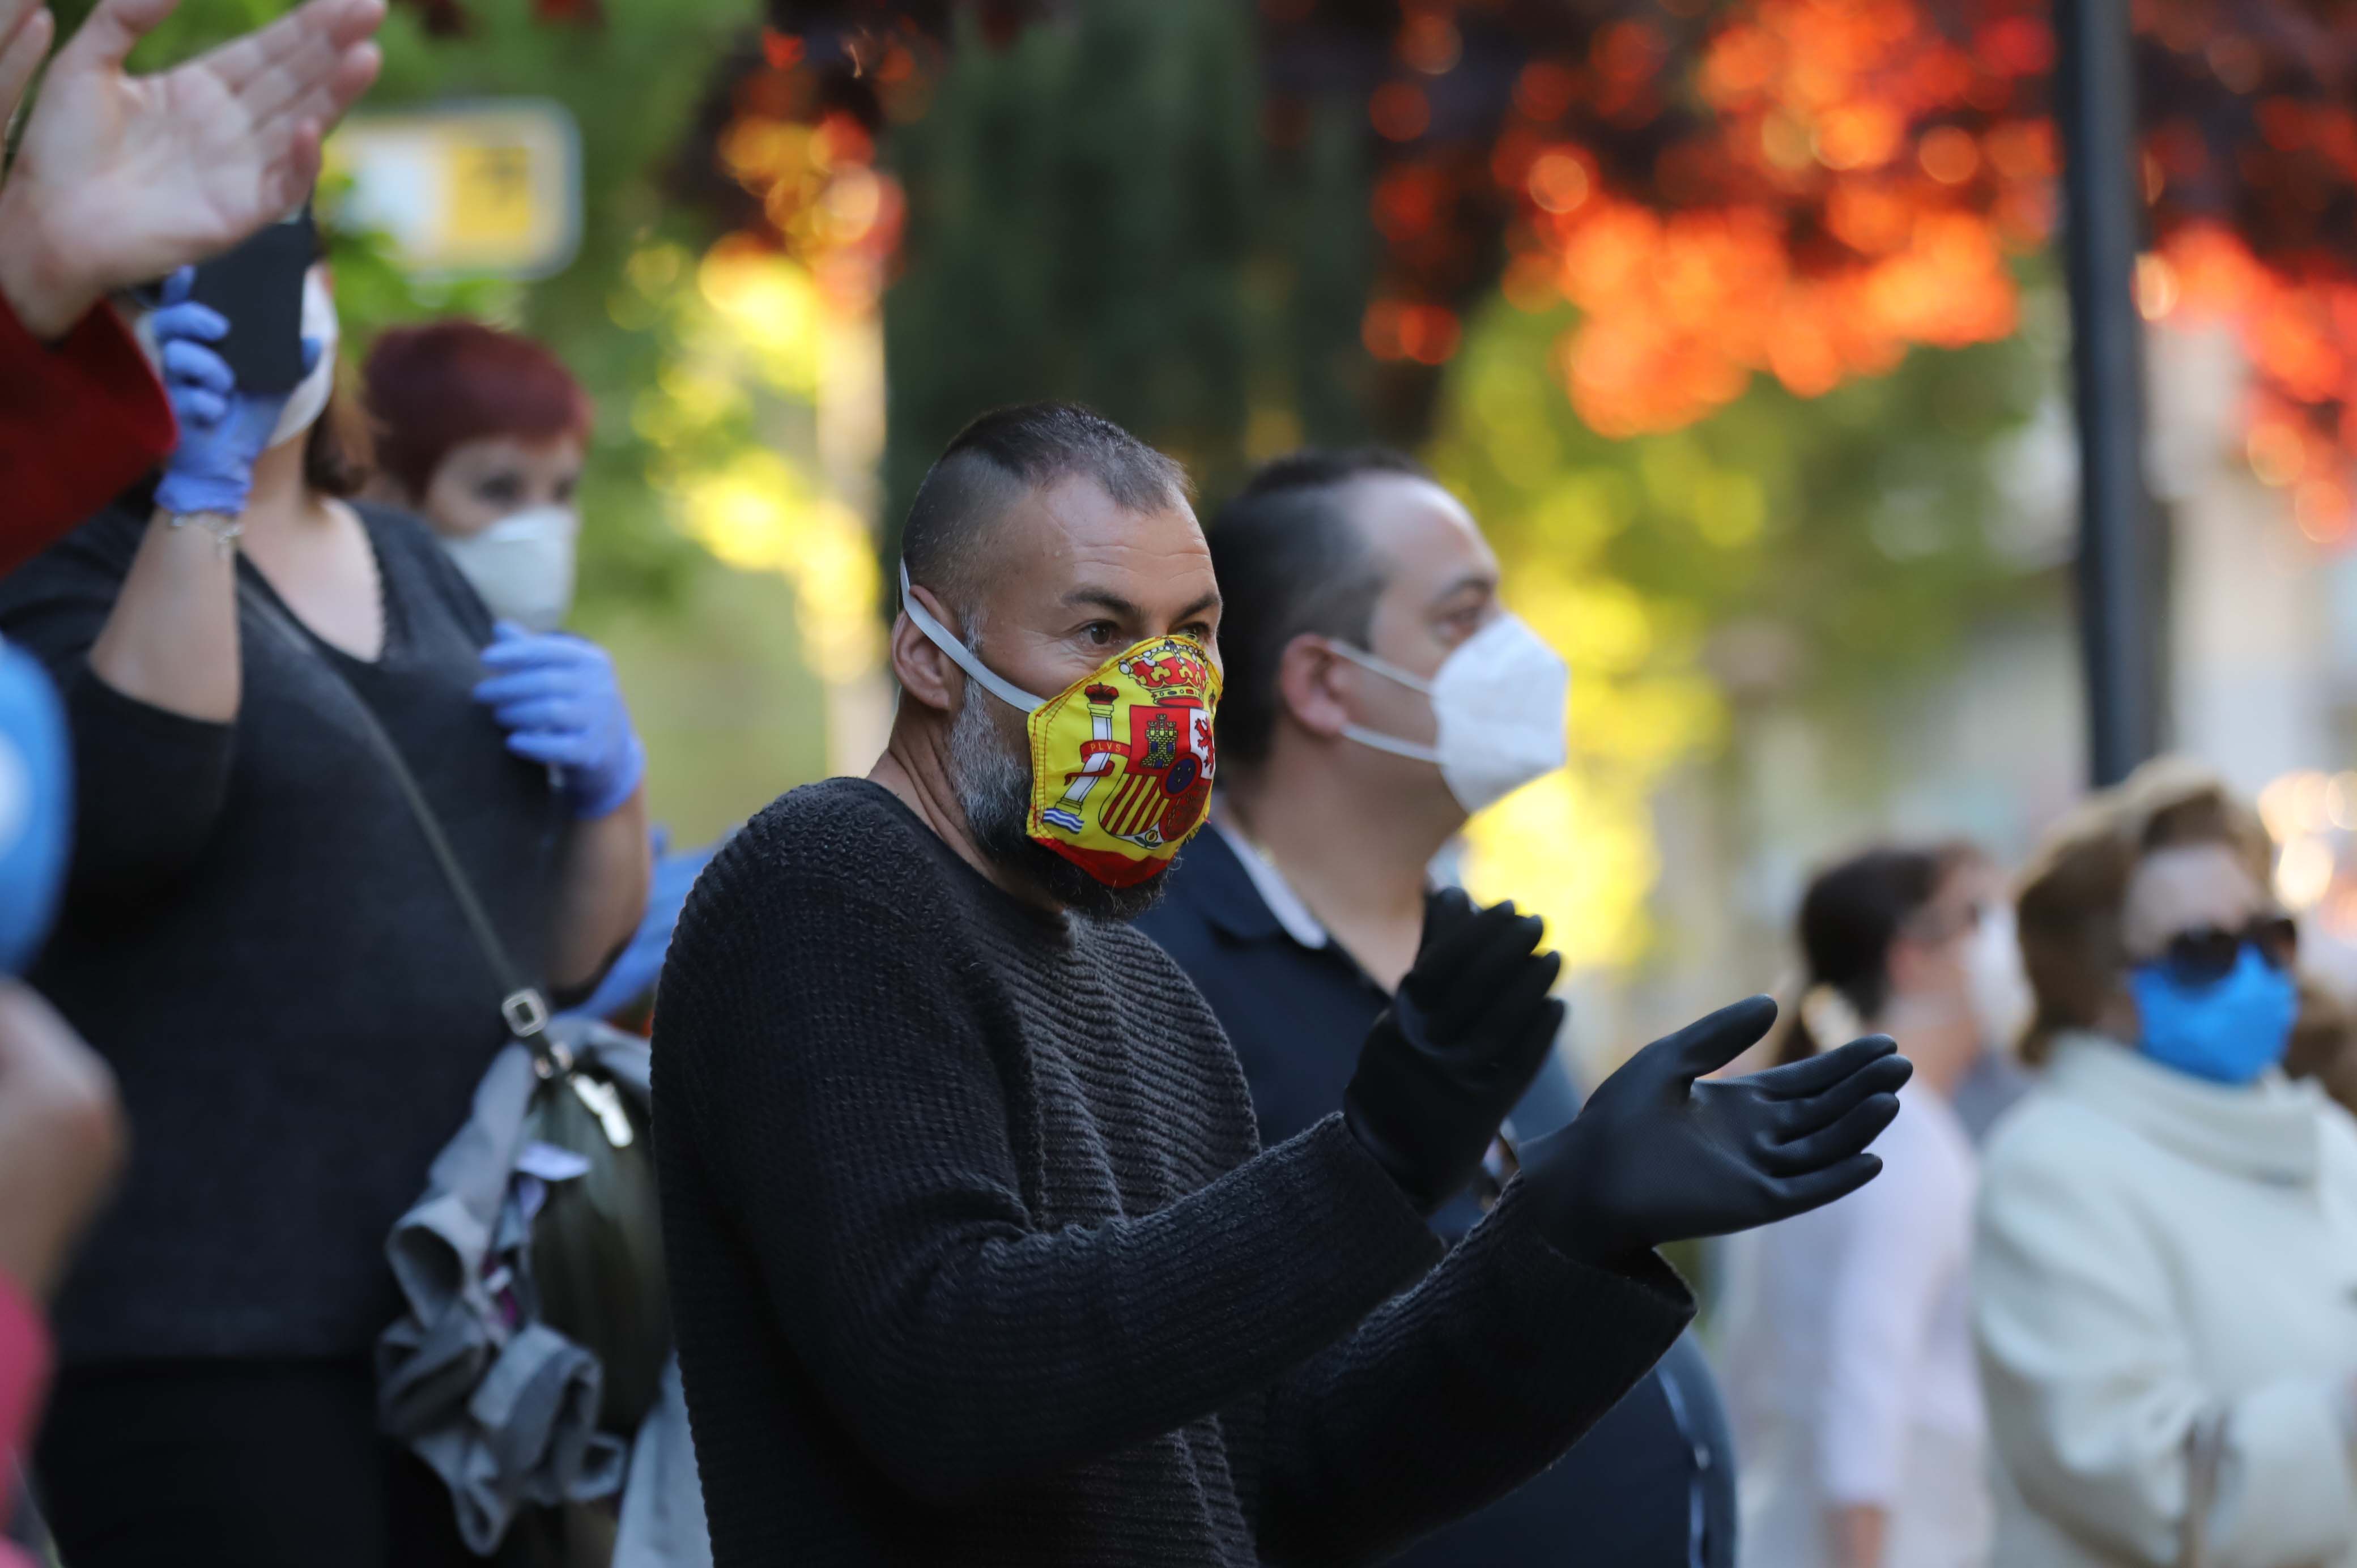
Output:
top-left (0, 0), bottom-right (382, 339)
top-left (1345, 889), bottom-right (1564, 1213)
top-left (1523, 994), bottom-right (1911, 1264)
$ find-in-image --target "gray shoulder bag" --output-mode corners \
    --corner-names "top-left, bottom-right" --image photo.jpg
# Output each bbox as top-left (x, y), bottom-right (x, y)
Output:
top-left (238, 578), bottom-right (671, 1433)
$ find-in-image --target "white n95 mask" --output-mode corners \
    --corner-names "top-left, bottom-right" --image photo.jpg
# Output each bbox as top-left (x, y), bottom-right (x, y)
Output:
top-left (441, 505), bottom-right (581, 632)
top-left (1327, 613), bottom-right (1569, 813)
top-left (266, 271), bottom-right (341, 450)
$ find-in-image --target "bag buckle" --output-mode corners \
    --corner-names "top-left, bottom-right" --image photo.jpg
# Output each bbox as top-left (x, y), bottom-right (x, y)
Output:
top-left (504, 988), bottom-right (551, 1041)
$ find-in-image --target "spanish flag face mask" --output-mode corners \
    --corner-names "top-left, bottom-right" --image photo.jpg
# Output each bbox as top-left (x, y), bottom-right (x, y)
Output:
top-left (901, 564), bottom-right (1222, 889)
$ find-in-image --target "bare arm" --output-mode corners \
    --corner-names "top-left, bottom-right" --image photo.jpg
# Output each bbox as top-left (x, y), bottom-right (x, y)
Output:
top-left (548, 786), bottom-right (650, 992)
top-left (88, 512), bottom-right (241, 721)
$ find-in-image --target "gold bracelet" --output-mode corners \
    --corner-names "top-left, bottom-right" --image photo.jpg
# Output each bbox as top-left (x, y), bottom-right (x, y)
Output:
top-left (166, 510), bottom-right (244, 560)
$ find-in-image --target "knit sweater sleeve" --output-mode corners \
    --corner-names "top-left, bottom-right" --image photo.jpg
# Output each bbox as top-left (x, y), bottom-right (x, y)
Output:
top-left (655, 843), bottom-right (1446, 1507)
top-left (1248, 1179), bottom-right (1695, 1566)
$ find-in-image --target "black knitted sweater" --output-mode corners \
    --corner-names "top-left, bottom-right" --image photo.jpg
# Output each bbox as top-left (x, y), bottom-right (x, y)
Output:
top-left (652, 778), bottom-right (1694, 1566)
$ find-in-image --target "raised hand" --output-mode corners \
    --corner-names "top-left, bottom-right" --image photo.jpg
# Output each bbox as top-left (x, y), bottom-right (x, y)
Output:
top-left (0, 0), bottom-right (382, 339)
top-left (1523, 994), bottom-right (1911, 1264)
top-left (474, 624), bottom-right (648, 820)
top-left (1344, 888), bottom-right (1564, 1213)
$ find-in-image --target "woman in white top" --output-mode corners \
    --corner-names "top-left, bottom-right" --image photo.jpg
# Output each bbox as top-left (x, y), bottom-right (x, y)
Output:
top-left (1976, 757), bottom-right (2357, 1568)
top-left (1725, 842), bottom-right (1997, 1568)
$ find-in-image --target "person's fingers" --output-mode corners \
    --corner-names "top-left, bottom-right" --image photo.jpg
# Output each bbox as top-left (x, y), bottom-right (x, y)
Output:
top-left (479, 632), bottom-right (586, 667)
top-left (1452, 949), bottom-right (1563, 1067)
top-left (473, 670), bottom-right (575, 706)
top-left (1758, 1091), bottom-right (1901, 1176)
top-left (173, 387), bottom-right (227, 427)
top-left (160, 338), bottom-right (233, 391)
top-left (1747, 1032), bottom-right (1899, 1100)
top-left (1764, 1050), bottom-right (1913, 1138)
top-left (273, 37), bottom-right (380, 143)
top-left (1760, 1152), bottom-right (1884, 1223)
top-left (1413, 887), bottom-right (1477, 960)
top-left (1424, 911), bottom-right (1548, 1033)
top-left (504, 729), bottom-right (586, 768)
top-left (1410, 898), bottom-right (1537, 1004)
top-left (148, 299), bottom-right (229, 344)
top-left (51, 0), bottom-right (175, 77)
top-left (158, 265), bottom-right (194, 306)
top-left (197, 0), bottom-right (374, 121)
top-left (1659, 994), bottom-right (1780, 1083)
top-left (0, 0), bottom-right (41, 57)
top-left (490, 698), bottom-right (583, 734)
top-left (0, 5), bottom-right (54, 130)
top-left (204, 0), bottom-right (381, 96)
top-left (256, 121), bottom-right (325, 221)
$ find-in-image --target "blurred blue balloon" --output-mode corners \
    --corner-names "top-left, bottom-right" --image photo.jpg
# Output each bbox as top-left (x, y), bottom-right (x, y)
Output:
top-left (0, 638), bottom-right (70, 977)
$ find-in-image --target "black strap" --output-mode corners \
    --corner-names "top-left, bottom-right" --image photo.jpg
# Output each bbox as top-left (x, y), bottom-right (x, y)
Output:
top-left (236, 577), bottom-right (555, 1050)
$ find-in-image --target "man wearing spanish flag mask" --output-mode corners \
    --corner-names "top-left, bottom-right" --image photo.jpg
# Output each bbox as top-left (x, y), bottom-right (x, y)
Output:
top-left (653, 402), bottom-right (1913, 1567)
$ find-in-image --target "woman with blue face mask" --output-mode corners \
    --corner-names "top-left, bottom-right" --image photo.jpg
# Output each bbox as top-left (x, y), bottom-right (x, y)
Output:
top-left (1973, 757), bottom-right (2357, 1568)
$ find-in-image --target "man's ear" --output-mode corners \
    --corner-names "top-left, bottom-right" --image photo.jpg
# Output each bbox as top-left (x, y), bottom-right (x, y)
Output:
top-left (1274, 633), bottom-right (1353, 742)
top-left (892, 587), bottom-right (964, 715)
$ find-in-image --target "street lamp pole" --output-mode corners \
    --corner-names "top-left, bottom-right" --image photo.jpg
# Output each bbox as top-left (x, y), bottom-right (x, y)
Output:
top-left (2055, 0), bottom-right (2160, 786)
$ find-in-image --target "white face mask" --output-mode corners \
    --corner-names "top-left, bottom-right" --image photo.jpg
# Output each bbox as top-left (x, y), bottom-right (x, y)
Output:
top-left (1965, 902), bottom-right (2034, 1054)
top-left (440, 504), bottom-right (581, 632)
top-left (266, 270), bottom-right (340, 450)
top-left (1327, 613), bottom-right (1570, 813)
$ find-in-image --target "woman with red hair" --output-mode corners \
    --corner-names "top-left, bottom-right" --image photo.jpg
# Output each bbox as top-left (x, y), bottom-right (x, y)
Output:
top-left (363, 319), bottom-right (593, 631)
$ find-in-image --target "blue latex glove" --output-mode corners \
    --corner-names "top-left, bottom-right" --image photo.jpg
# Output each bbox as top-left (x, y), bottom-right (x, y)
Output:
top-left (148, 267), bottom-right (317, 517)
top-left (474, 622), bottom-right (646, 819)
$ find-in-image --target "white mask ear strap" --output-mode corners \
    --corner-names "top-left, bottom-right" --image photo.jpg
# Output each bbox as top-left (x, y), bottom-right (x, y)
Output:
top-left (1341, 725), bottom-right (1441, 764)
top-left (1324, 638), bottom-right (1435, 696)
top-left (897, 561), bottom-right (1045, 714)
top-left (1322, 638), bottom-right (1442, 762)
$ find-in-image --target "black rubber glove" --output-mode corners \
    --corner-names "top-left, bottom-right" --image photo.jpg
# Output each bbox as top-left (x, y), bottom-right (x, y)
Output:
top-left (1524, 994), bottom-right (1911, 1264)
top-left (1343, 888), bottom-right (1564, 1214)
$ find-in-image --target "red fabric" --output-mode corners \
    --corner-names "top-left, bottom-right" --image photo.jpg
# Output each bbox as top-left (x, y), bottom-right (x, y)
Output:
top-left (0, 1266), bottom-right (50, 1548)
top-left (0, 293), bottom-right (176, 575)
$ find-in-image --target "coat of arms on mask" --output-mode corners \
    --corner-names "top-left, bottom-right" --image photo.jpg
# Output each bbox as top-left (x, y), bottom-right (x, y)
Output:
top-left (1026, 634), bottom-right (1220, 888)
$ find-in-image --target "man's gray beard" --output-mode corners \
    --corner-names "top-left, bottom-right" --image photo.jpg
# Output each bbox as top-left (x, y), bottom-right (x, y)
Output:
top-left (948, 679), bottom-right (1169, 923)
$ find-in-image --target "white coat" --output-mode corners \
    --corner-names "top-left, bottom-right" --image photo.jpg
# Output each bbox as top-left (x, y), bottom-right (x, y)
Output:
top-left (1973, 1033), bottom-right (2357, 1568)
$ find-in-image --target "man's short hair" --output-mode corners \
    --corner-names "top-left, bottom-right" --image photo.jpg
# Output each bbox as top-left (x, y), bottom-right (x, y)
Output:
top-left (1206, 448), bottom-right (1431, 772)
top-left (900, 403), bottom-right (1192, 627)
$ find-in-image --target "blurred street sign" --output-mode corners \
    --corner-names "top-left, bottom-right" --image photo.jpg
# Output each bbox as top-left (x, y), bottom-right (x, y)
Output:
top-left (324, 100), bottom-right (581, 280)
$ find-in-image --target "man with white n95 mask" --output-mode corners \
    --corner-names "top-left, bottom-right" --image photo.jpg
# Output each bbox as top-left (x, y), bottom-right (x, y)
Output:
top-left (1140, 448), bottom-right (1738, 1568)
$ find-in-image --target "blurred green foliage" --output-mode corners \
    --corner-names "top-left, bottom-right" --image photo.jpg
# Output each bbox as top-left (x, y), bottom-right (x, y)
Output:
top-left (1431, 292), bottom-right (2052, 710)
top-left (879, 0), bottom-right (1375, 548)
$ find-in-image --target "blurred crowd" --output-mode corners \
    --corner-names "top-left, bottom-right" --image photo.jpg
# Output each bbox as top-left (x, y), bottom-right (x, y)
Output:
top-left (1, 3), bottom-right (2355, 1568)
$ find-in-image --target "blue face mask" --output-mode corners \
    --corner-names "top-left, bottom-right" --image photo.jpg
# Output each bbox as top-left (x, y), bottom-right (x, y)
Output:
top-left (2129, 944), bottom-right (2299, 1086)
top-left (0, 639), bottom-right (70, 977)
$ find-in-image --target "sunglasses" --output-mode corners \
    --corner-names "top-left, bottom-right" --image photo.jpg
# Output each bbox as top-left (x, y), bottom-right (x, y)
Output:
top-left (2137, 915), bottom-right (2299, 988)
